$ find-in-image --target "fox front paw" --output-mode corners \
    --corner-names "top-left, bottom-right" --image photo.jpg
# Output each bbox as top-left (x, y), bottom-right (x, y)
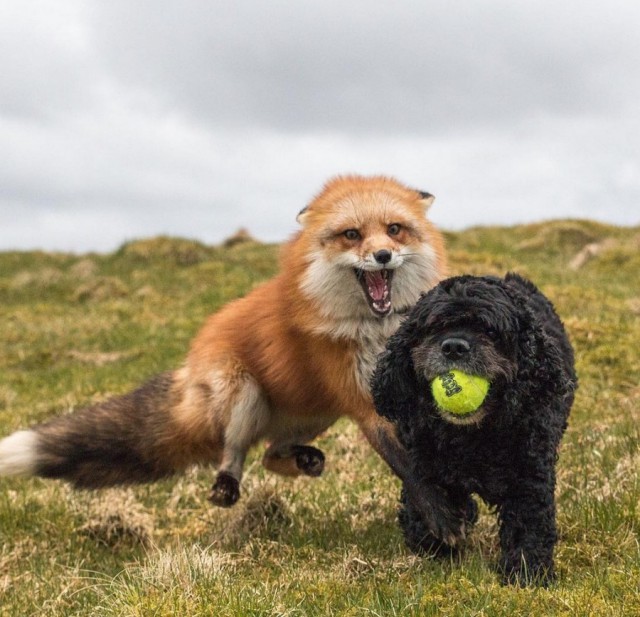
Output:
top-left (292, 445), bottom-right (325, 477)
top-left (208, 472), bottom-right (240, 508)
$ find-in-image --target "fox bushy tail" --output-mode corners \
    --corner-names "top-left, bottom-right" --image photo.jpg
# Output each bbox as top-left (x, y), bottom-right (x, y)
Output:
top-left (0, 372), bottom-right (185, 489)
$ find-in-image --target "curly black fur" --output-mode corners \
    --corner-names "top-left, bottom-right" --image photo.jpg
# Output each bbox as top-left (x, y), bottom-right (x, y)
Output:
top-left (371, 273), bottom-right (577, 585)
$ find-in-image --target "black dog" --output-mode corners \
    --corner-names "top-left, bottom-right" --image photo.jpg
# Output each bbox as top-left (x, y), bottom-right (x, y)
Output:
top-left (372, 273), bottom-right (577, 585)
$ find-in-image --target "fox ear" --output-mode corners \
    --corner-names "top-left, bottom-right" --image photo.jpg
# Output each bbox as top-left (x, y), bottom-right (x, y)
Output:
top-left (418, 191), bottom-right (435, 210)
top-left (296, 206), bottom-right (309, 227)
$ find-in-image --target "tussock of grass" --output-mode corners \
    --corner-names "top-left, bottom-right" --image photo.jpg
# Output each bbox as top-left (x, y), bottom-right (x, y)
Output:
top-left (73, 276), bottom-right (130, 303)
top-left (0, 221), bottom-right (638, 616)
top-left (11, 267), bottom-right (65, 289)
top-left (76, 489), bottom-right (155, 549)
top-left (515, 221), bottom-right (600, 252)
top-left (68, 258), bottom-right (99, 280)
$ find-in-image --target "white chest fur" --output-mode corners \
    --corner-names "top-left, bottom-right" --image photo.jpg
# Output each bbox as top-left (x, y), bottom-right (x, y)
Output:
top-left (352, 316), bottom-right (402, 397)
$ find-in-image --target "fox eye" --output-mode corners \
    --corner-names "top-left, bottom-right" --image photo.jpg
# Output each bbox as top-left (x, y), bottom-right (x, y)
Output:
top-left (388, 223), bottom-right (402, 236)
top-left (343, 229), bottom-right (361, 241)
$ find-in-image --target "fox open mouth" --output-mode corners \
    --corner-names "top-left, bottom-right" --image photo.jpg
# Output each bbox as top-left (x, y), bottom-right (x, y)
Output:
top-left (354, 268), bottom-right (394, 316)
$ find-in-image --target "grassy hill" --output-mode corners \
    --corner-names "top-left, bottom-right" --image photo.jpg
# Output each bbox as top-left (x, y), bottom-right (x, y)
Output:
top-left (0, 220), bottom-right (638, 616)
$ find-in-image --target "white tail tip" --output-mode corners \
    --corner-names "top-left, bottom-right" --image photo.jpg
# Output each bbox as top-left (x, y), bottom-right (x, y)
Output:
top-left (0, 430), bottom-right (39, 476)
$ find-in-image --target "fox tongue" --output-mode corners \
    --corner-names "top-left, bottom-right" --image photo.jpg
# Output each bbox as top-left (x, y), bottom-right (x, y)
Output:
top-left (365, 271), bottom-right (387, 302)
top-left (357, 268), bottom-right (393, 316)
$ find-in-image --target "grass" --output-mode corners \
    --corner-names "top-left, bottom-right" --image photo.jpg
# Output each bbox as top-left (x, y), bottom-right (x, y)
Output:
top-left (1, 221), bottom-right (638, 616)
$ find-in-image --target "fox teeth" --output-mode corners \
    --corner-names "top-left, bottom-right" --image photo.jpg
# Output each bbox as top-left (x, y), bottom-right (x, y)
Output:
top-left (354, 267), bottom-right (394, 316)
top-left (369, 288), bottom-right (390, 302)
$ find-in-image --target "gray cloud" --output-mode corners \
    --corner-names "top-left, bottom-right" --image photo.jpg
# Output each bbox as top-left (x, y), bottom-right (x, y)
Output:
top-left (0, 0), bottom-right (638, 252)
top-left (88, 1), bottom-right (640, 133)
top-left (0, 2), bottom-right (97, 120)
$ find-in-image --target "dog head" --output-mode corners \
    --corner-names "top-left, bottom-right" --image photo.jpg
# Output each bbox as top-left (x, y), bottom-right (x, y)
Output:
top-left (372, 273), bottom-right (569, 426)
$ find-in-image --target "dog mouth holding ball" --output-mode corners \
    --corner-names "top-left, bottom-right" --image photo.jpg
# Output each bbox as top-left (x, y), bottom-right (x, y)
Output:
top-left (411, 328), bottom-right (517, 425)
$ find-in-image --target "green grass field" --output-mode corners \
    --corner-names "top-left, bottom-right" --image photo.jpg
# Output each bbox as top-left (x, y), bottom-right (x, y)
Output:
top-left (0, 221), bottom-right (638, 616)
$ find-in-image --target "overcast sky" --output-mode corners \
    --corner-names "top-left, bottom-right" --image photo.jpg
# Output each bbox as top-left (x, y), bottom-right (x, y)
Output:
top-left (1, 0), bottom-right (639, 252)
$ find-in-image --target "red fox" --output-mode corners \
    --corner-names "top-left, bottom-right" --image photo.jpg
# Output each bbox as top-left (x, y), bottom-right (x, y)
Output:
top-left (0, 175), bottom-right (447, 510)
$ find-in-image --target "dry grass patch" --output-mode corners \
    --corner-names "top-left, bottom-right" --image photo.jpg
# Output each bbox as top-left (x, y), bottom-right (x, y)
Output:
top-left (73, 276), bottom-right (129, 302)
top-left (76, 489), bottom-right (155, 549)
top-left (0, 221), bottom-right (638, 616)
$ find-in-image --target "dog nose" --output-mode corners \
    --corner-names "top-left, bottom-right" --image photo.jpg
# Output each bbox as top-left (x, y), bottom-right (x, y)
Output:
top-left (374, 249), bottom-right (392, 265)
top-left (441, 337), bottom-right (471, 359)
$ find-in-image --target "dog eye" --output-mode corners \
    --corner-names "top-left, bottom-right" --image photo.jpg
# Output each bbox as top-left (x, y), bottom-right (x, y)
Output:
top-left (343, 229), bottom-right (361, 241)
top-left (388, 223), bottom-right (402, 236)
top-left (486, 328), bottom-right (499, 340)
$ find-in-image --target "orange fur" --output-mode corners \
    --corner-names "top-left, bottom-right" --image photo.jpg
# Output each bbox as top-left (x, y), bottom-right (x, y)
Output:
top-left (0, 174), bottom-right (447, 508)
top-left (170, 175), bottom-right (447, 504)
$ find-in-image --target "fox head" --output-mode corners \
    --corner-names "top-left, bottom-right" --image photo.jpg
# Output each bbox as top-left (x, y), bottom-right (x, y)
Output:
top-left (289, 175), bottom-right (447, 324)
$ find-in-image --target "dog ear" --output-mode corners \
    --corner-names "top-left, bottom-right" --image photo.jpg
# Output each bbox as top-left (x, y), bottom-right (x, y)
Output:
top-left (518, 324), bottom-right (575, 397)
top-left (505, 277), bottom-right (576, 401)
top-left (371, 335), bottom-right (421, 423)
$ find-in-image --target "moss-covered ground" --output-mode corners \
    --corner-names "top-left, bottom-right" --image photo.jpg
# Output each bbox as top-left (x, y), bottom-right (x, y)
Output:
top-left (1, 220), bottom-right (638, 615)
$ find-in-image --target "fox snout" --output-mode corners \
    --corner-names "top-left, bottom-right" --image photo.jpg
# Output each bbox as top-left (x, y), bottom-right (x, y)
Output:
top-left (357, 237), bottom-right (396, 267)
top-left (373, 249), bottom-right (392, 265)
top-left (361, 247), bottom-right (401, 271)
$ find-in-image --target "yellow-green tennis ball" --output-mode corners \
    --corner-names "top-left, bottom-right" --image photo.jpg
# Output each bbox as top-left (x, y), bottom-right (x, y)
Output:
top-left (431, 370), bottom-right (490, 415)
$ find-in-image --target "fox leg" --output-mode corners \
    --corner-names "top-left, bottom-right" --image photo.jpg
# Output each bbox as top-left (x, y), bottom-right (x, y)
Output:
top-left (262, 443), bottom-right (326, 477)
top-left (207, 376), bottom-right (270, 507)
top-left (261, 416), bottom-right (337, 478)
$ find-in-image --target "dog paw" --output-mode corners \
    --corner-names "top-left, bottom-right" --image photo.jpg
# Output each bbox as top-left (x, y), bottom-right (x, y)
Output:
top-left (399, 504), bottom-right (459, 557)
top-left (464, 496), bottom-right (479, 526)
top-left (405, 531), bottom-right (459, 557)
top-left (430, 508), bottom-right (467, 546)
top-left (292, 445), bottom-right (325, 477)
top-left (402, 485), bottom-right (467, 546)
top-left (410, 486), bottom-right (464, 546)
top-left (208, 472), bottom-right (240, 507)
top-left (500, 560), bottom-right (555, 587)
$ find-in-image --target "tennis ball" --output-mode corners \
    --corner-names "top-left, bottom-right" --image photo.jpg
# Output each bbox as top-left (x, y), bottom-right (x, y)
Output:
top-left (431, 370), bottom-right (490, 415)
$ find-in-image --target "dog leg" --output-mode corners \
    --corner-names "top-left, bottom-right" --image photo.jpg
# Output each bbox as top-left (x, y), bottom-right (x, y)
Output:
top-left (357, 414), bottom-right (466, 544)
top-left (208, 377), bottom-right (270, 508)
top-left (399, 483), bottom-right (476, 554)
top-left (497, 476), bottom-right (558, 586)
top-left (399, 487), bottom-right (458, 557)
